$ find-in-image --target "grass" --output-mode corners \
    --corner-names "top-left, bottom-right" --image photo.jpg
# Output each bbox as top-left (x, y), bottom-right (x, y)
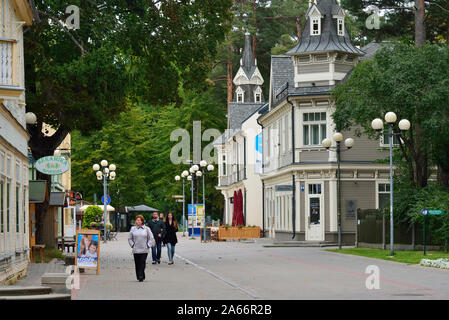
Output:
top-left (33, 247), bottom-right (66, 263)
top-left (326, 248), bottom-right (449, 265)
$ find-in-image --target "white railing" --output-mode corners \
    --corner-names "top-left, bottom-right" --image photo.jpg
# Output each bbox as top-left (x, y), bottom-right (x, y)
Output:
top-left (0, 41), bottom-right (13, 85)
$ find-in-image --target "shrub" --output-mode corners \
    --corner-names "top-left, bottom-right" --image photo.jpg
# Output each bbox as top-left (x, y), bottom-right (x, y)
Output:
top-left (83, 206), bottom-right (104, 229)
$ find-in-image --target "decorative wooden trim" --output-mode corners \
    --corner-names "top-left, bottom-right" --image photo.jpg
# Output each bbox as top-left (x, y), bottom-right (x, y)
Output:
top-left (10, 0), bottom-right (34, 26)
top-left (0, 102), bottom-right (29, 140)
top-left (0, 87), bottom-right (24, 97)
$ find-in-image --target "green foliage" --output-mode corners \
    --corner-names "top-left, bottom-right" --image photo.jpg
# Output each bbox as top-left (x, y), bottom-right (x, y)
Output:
top-left (72, 88), bottom-right (227, 222)
top-left (82, 206), bottom-right (103, 229)
top-left (25, 0), bottom-right (233, 157)
top-left (341, 0), bottom-right (449, 44)
top-left (332, 42), bottom-right (449, 187)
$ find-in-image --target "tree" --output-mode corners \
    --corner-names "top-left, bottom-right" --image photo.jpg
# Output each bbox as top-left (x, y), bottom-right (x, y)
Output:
top-left (25, 0), bottom-right (233, 160)
top-left (332, 43), bottom-right (449, 187)
top-left (341, 0), bottom-right (449, 44)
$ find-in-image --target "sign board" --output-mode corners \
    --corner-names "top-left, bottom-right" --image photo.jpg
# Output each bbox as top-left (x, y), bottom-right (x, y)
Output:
top-left (75, 229), bottom-right (100, 275)
top-left (35, 156), bottom-right (70, 175)
top-left (275, 185), bottom-right (293, 192)
top-left (172, 195), bottom-right (184, 199)
top-left (101, 195), bottom-right (111, 205)
top-left (255, 133), bottom-right (263, 174)
top-left (345, 199), bottom-right (357, 219)
top-left (422, 209), bottom-right (444, 216)
top-left (188, 204), bottom-right (202, 236)
top-left (301, 185), bottom-right (305, 192)
top-left (176, 199), bottom-right (184, 203)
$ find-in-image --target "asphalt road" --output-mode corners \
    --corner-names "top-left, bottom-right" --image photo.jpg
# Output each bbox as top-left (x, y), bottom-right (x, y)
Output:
top-left (72, 233), bottom-right (449, 300)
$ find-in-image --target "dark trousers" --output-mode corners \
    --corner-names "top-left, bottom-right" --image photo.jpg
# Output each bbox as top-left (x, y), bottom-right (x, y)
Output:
top-left (133, 253), bottom-right (148, 280)
top-left (152, 238), bottom-right (162, 262)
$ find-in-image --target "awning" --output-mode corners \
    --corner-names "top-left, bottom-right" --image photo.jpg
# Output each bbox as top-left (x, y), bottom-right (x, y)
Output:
top-left (29, 180), bottom-right (48, 204)
top-left (49, 192), bottom-right (65, 207)
top-left (126, 205), bottom-right (159, 213)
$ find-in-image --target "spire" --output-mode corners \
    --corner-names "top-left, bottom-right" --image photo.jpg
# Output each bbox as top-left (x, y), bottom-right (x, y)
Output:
top-left (241, 30), bottom-right (255, 73)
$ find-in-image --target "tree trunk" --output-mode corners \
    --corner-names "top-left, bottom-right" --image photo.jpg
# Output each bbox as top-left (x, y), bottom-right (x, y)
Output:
top-left (296, 15), bottom-right (302, 43)
top-left (415, 0), bottom-right (426, 46)
top-left (438, 165), bottom-right (449, 187)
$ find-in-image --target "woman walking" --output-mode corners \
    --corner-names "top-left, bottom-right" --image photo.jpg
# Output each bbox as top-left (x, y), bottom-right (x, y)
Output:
top-left (128, 215), bottom-right (155, 282)
top-left (163, 213), bottom-right (178, 265)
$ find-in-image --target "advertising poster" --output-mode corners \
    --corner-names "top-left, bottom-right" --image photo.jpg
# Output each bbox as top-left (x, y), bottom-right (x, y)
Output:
top-left (255, 133), bottom-right (263, 174)
top-left (75, 229), bottom-right (100, 274)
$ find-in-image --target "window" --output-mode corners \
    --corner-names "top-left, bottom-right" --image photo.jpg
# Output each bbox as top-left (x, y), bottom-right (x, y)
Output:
top-left (0, 151), bottom-right (4, 174)
top-left (255, 93), bottom-right (261, 102)
top-left (311, 18), bottom-right (320, 35)
top-left (337, 18), bottom-right (344, 36)
top-left (237, 93), bottom-right (243, 102)
top-left (378, 183), bottom-right (390, 210)
top-left (222, 155), bottom-right (226, 176)
top-left (309, 184), bottom-right (322, 195)
top-left (6, 182), bottom-right (10, 232)
top-left (16, 185), bottom-right (19, 233)
top-left (303, 112), bottom-right (327, 146)
top-left (23, 188), bottom-right (26, 236)
top-left (0, 180), bottom-right (3, 233)
top-left (382, 134), bottom-right (400, 146)
top-left (6, 156), bottom-right (11, 177)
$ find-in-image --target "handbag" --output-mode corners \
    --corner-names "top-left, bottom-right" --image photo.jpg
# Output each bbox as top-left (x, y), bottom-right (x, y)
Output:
top-left (147, 227), bottom-right (156, 248)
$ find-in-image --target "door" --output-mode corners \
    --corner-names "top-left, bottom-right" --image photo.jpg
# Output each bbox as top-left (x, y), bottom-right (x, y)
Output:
top-left (306, 183), bottom-right (324, 241)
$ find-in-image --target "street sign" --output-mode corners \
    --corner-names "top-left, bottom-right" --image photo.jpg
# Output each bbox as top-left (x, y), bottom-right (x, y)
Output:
top-left (422, 209), bottom-right (444, 216)
top-left (176, 199), bottom-right (184, 203)
top-left (101, 195), bottom-right (111, 205)
top-left (172, 195), bottom-right (184, 198)
top-left (35, 156), bottom-right (70, 175)
top-left (422, 208), bottom-right (445, 256)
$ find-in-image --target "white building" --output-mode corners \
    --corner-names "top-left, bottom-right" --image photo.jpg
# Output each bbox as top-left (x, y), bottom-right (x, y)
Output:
top-left (0, 0), bottom-right (34, 284)
top-left (214, 31), bottom-right (266, 227)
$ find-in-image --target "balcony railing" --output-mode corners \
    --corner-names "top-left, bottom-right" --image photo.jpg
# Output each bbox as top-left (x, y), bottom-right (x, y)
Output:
top-left (0, 40), bottom-right (13, 86)
top-left (218, 167), bottom-right (246, 187)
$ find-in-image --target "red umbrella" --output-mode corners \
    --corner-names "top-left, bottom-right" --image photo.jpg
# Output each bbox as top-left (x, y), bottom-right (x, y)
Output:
top-left (232, 190), bottom-right (238, 226)
top-left (238, 189), bottom-right (245, 226)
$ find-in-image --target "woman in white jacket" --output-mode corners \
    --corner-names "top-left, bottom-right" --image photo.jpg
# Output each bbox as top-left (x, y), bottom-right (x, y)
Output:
top-left (128, 215), bottom-right (155, 282)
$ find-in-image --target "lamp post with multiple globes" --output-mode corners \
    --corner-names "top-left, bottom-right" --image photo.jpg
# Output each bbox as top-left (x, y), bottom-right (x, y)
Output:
top-left (322, 133), bottom-right (354, 250)
top-left (371, 112), bottom-right (410, 256)
top-left (93, 160), bottom-right (117, 242)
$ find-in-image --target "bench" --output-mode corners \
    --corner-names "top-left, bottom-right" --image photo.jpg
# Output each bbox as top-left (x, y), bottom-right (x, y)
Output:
top-left (57, 237), bottom-right (76, 253)
top-left (31, 245), bottom-right (46, 263)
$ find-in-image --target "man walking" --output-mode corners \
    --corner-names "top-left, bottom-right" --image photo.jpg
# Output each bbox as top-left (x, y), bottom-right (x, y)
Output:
top-left (148, 211), bottom-right (166, 264)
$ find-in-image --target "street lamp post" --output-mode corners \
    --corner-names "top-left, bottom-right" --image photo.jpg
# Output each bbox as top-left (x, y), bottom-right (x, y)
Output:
top-left (322, 133), bottom-right (354, 250)
top-left (199, 160), bottom-right (215, 241)
top-left (93, 161), bottom-right (116, 242)
top-left (187, 171), bottom-right (194, 238)
top-left (175, 170), bottom-right (190, 237)
top-left (371, 113), bottom-right (410, 256)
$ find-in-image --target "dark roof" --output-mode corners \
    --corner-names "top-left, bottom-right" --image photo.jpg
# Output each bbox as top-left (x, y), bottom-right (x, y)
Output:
top-left (49, 192), bottom-right (66, 207)
top-left (359, 41), bottom-right (389, 61)
top-left (228, 102), bottom-right (264, 131)
top-left (242, 31), bottom-right (256, 78)
top-left (29, 180), bottom-right (48, 204)
top-left (271, 56), bottom-right (294, 101)
top-left (287, 0), bottom-right (364, 56)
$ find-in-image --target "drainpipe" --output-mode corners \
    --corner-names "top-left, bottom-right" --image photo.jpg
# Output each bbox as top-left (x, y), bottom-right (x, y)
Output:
top-left (286, 95), bottom-right (296, 239)
top-left (257, 116), bottom-right (264, 238)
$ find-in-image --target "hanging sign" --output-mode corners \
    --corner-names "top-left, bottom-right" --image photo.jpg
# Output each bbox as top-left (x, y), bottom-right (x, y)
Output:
top-left (35, 156), bottom-right (70, 175)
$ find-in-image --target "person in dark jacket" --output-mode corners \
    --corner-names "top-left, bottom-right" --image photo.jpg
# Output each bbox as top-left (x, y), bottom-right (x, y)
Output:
top-left (148, 211), bottom-right (166, 264)
top-left (163, 212), bottom-right (178, 265)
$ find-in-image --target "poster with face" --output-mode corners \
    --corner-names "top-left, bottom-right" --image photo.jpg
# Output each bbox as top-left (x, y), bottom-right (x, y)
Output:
top-left (75, 230), bottom-right (100, 272)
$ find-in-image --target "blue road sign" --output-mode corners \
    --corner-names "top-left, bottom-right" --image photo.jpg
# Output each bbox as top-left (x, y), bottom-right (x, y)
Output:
top-left (101, 195), bottom-right (111, 205)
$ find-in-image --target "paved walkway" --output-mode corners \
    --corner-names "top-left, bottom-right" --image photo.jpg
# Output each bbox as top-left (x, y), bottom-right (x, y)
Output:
top-left (73, 233), bottom-right (449, 300)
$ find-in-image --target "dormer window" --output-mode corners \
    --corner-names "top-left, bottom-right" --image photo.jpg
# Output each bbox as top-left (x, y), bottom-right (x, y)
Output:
top-left (236, 86), bottom-right (245, 102)
top-left (254, 86), bottom-right (262, 103)
top-left (337, 18), bottom-right (344, 36)
top-left (311, 18), bottom-right (320, 35)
